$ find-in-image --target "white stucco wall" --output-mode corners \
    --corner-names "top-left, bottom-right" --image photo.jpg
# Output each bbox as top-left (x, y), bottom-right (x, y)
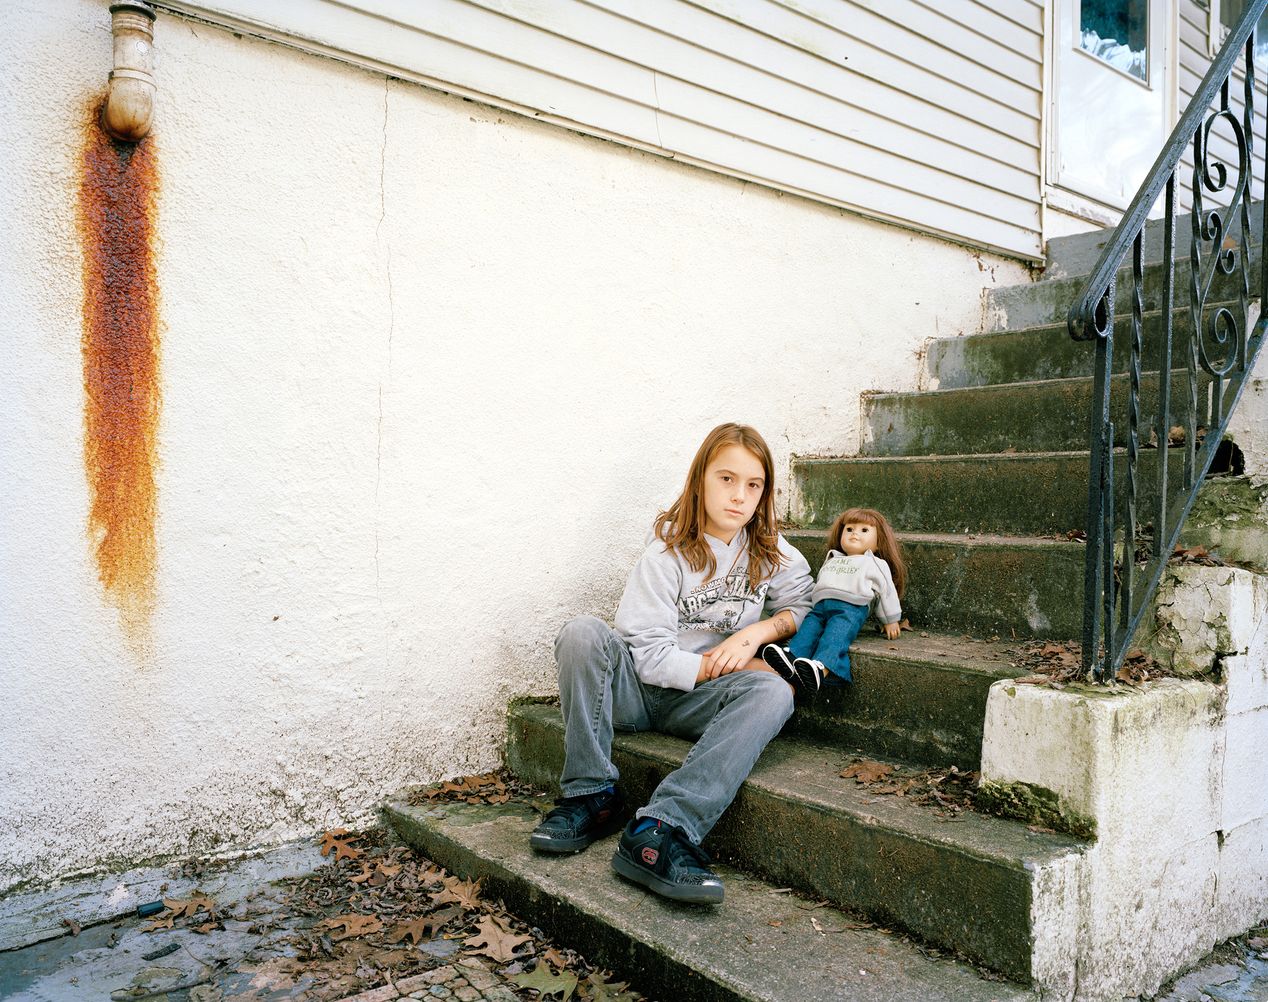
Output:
top-left (0, 1), bottom-right (1027, 892)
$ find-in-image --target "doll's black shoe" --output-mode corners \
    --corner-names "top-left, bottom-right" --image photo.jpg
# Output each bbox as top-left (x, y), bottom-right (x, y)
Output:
top-left (760, 643), bottom-right (797, 682)
top-left (791, 657), bottom-right (828, 699)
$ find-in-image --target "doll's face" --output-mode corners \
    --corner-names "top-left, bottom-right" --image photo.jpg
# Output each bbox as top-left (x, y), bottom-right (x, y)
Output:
top-left (839, 521), bottom-right (878, 556)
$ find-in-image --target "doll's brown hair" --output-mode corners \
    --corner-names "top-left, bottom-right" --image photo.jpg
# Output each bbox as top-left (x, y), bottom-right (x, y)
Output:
top-left (826, 508), bottom-right (907, 598)
top-left (654, 423), bottom-right (783, 590)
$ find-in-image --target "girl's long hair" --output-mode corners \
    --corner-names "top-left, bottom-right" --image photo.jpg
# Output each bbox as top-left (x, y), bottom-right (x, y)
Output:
top-left (654, 423), bottom-right (783, 590)
top-left (825, 507), bottom-right (907, 598)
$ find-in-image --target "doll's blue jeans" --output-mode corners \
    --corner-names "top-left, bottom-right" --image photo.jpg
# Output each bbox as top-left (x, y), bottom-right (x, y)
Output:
top-left (787, 598), bottom-right (870, 683)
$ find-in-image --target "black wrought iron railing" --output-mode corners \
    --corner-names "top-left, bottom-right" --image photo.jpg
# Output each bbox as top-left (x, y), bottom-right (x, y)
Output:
top-left (1068, 0), bottom-right (1268, 682)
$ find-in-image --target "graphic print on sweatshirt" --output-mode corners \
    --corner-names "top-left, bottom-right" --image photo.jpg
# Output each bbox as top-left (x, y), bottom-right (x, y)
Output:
top-left (677, 568), bottom-right (771, 634)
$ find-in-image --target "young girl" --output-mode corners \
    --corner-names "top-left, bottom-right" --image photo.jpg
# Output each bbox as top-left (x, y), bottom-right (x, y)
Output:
top-left (762, 507), bottom-right (906, 697)
top-left (530, 423), bottom-right (813, 905)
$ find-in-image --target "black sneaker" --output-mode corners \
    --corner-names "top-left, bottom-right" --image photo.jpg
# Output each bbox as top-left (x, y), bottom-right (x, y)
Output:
top-left (791, 657), bottom-right (828, 697)
top-left (761, 644), bottom-right (825, 701)
top-left (611, 820), bottom-right (724, 904)
top-left (529, 788), bottom-right (627, 854)
top-left (760, 643), bottom-right (796, 680)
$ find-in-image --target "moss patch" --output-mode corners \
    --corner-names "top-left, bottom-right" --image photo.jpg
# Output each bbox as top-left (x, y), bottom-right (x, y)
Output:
top-left (1188, 476), bottom-right (1268, 530)
top-left (975, 780), bottom-right (1097, 840)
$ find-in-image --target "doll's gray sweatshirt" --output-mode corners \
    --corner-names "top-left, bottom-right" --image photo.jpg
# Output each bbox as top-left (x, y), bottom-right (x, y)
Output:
top-left (812, 550), bottom-right (902, 624)
top-left (614, 529), bottom-right (814, 693)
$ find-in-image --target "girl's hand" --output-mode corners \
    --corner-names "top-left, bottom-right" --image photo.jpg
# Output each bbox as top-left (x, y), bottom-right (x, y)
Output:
top-left (699, 649), bottom-right (767, 681)
top-left (708, 625), bottom-right (765, 674)
top-left (883, 621), bottom-right (901, 640)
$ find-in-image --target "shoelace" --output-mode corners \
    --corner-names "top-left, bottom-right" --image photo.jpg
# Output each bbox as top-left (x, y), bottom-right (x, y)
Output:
top-left (653, 825), bottom-right (713, 878)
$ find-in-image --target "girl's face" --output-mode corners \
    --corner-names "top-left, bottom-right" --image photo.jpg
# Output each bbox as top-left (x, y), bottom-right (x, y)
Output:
top-left (840, 521), bottom-right (878, 556)
top-left (701, 444), bottom-right (765, 544)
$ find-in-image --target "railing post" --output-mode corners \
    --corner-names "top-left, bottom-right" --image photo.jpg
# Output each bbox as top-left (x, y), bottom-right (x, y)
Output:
top-left (1155, 175), bottom-right (1175, 557)
top-left (1082, 282), bottom-right (1115, 676)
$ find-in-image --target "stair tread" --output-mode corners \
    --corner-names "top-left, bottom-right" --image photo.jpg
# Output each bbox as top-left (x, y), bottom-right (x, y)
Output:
top-left (786, 527), bottom-right (1084, 550)
top-left (516, 703), bottom-right (1086, 864)
top-left (848, 630), bottom-right (1022, 675)
top-left (386, 797), bottom-right (1037, 1002)
top-left (798, 447), bottom-right (1136, 465)
top-left (867, 366), bottom-right (1187, 402)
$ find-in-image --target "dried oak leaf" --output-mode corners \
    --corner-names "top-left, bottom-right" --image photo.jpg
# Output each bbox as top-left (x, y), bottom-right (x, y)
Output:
top-left (840, 761), bottom-right (895, 784)
top-left (165, 893), bottom-right (217, 919)
top-left (513, 962), bottom-right (579, 1000)
top-left (389, 905), bottom-right (459, 946)
top-left (320, 829), bottom-right (364, 863)
top-left (1171, 543), bottom-right (1225, 566)
top-left (61, 918), bottom-right (81, 937)
top-left (316, 913), bottom-right (383, 941)
top-left (430, 876), bottom-right (481, 911)
top-left (464, 914), bottom-right (532, 963)
top-left (586, 972), bottom-right (638, 1002)
top-left (349, 860), bottom-right (402, 886)
top-left (141, 916), bottom-right (175, 933)
top-left (541, 946), bottom-right (569, 968)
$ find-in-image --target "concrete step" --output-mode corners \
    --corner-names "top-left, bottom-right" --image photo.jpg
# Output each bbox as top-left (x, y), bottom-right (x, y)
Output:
top-left (785, 528), bottom-right (1084, 639)
top-left (795, 449), bottom-right (1170, 536)
top-left (785, 631), bottom-right (1020, 772)
top-left (862, 369), bottom-right (1201, 457)
top-left (501, 703), bottom-right (1088, 983)
top-left (925, 303), bottom-right (1232, 390)
top-left (987, 250), bottom-right (1259, 331)
top-left (1041, 202), bottom-right (1263, 280)
top-left (384, 796), bottom-right (1039, 1002)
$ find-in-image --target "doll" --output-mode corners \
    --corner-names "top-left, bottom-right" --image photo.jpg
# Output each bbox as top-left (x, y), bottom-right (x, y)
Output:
top-left (761, 507), bottom-right (906, 698)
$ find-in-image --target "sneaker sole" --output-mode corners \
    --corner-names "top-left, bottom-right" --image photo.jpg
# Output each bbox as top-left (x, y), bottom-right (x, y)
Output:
top-left (611, 850), bottom-right (725, 904)
top-left (529, 812), bottom-right (625, 854)
top-left (760, 644), bottom-right (797, 683)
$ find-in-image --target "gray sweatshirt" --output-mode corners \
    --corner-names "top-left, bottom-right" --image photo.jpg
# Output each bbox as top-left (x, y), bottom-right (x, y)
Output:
top-left (811, 550), bottom-right (902, 624)
top-left (614, 530), bottom-right (814, 692)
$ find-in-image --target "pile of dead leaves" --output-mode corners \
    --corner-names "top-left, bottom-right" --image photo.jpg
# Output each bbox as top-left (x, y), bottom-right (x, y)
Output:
top-left (1009, 640), bottom-right (1087, 687)
top-left (1171, 543), bottom-right (1226, 566)
top-left (203, 817), bottom-right (642, 1001)
top-left (1010, 640), bottom-right (1168, 687)
top-left (840, 758), bottom-right (979, 820)
top-left (407, 769), bottom-right (538, 808)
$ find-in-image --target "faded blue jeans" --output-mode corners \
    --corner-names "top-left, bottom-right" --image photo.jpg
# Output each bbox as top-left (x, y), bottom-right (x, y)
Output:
top-left (555, 615), bottom-right (794, 846)
top-left (787, 598), bottom-right (869, 682)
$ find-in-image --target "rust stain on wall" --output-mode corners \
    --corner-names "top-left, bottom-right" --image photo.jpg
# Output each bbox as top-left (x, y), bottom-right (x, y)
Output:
top-left (77, 98), bottom-right (160, 652)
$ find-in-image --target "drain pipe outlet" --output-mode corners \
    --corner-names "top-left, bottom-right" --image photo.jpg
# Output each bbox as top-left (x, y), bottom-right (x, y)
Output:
top-left (103, 1), bottom-right (157, 142)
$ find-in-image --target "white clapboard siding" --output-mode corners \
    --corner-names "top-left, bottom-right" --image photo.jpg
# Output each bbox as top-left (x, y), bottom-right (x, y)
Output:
top-left (1175, 1), bottom-right (1267, 221)
top-left (158, 0), bottom-right (1045, 258)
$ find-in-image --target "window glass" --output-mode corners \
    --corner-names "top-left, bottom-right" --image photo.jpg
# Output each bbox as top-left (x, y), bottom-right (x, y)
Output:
top-left (1080, 0), bottom-right (1149, 81)
top-left (1220, 0), bottom-right (1268, 60)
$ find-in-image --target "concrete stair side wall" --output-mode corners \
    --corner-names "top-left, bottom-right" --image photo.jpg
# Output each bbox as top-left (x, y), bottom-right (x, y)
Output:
top-left (981, 567), bottom-right (1268, 1001)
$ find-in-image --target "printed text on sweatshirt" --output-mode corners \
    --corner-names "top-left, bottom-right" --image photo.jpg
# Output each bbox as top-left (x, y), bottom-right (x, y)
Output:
top-left (614, 530), bottom-right (814, 692)
top-left (811, 550), bottom-right (902, 624)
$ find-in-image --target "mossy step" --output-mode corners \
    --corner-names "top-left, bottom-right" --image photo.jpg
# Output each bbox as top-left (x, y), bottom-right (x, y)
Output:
top-left (786, 631), bottom-right (1021, 771)
top-left (926, 302), bottom-right (1239, 389)
top-left (383, 797), bottom-right (1037, 1002)
top-left (987, 250), bottom-right (1260, 331)
top-left (862, 369), bottom-right (1204, 457)
top-left (504, 703), bottom-right (1088, 982)
top-left (795, 449), bottom-right (1168, 536)
top-left (785, 528), bottom-right (1085, 639)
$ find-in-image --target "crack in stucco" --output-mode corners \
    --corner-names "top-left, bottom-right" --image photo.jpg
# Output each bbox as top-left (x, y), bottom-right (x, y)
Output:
top-left (374, 78), bottom-right (395, 603)
top-left (373, 79), bottom-right (397, 730)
